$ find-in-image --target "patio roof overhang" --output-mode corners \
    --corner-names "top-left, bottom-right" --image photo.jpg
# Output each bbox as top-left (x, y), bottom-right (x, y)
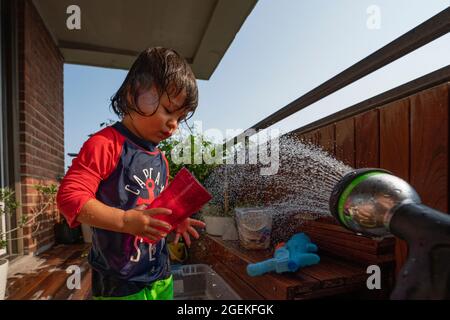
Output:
top-left (32, 0), bottom-right (257, 79)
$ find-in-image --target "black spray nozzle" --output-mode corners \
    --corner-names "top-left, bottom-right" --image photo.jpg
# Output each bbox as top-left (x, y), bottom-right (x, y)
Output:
top-left (329, 168), bottom-right (391, 232)
top-left (329, 167), bottom-right (450, 299)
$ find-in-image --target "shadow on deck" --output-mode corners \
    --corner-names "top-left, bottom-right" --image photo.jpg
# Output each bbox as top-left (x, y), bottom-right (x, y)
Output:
top-left (6, 243), bottom-right (92, 300)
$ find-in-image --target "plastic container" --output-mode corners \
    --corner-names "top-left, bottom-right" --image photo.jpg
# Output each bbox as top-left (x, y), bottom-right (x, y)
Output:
top-left (172, 264), bottom-right (241, 300)
top-left (144, 168), bottom-right (212, 244)
top-left (235, 207), bottom-right (272, 250)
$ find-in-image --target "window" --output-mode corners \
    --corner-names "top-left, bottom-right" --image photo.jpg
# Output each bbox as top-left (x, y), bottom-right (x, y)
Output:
top-left (0, 0), bottom-right (7, 256)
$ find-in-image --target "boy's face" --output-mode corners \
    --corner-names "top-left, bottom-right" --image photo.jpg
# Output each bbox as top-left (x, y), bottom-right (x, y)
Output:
top-left (123, 86), bottom-right (188, 144)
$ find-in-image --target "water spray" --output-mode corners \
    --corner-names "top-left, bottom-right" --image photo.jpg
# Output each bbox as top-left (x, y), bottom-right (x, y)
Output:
top-left (329, 168), bottom-right (450, 299)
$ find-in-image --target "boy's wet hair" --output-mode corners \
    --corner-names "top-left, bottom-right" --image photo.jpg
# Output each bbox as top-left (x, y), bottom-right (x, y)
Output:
top-left (111, 47), bottom-right (198, 121)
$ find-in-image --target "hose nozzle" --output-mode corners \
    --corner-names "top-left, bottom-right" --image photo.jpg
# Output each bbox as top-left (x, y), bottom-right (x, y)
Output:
top-left (329, 168), bottom-right (450, 299)
top-left (329, 168), bottom-right (421, 237)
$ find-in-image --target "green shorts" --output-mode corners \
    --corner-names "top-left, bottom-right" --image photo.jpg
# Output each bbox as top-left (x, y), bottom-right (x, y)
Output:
top-left (92, 275), bottom-right (174, 300)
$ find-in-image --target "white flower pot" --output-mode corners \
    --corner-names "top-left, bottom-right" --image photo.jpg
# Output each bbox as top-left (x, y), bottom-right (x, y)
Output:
top-left (0, 259), bottom-right (8, 300)
top-left (204, 216), bottom-right (233, 236)
top-left (222, 222), bottom-right (239, 241)
top-left (81, 224), bottom-right (92, 243)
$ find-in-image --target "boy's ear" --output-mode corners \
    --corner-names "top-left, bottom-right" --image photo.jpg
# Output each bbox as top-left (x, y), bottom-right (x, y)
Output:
top-left (126, 86), bottom-right (136, 109)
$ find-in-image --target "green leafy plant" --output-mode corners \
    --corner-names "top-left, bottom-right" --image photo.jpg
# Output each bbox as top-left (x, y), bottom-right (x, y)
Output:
top-left (199, 203), bottom-right (227, 217)
top-left (0, 184), bottom-right (58, 249)
top-left (158, 132), bottom-right (221, 184)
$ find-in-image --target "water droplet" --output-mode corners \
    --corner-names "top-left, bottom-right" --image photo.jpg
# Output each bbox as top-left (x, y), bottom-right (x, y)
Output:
top-left (201, 134), bottom-right (353, 242)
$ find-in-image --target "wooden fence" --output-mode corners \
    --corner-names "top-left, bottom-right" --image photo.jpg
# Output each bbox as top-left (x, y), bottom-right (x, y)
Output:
top-left (293, 82), bottom-right (449, 272)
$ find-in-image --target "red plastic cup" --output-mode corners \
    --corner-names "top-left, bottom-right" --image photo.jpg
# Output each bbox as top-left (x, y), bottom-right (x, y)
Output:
top-left (142, 167), bottom-right (212, 244)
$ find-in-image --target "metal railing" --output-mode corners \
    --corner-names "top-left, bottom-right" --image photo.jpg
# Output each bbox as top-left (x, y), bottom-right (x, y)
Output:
top-left (226, 7), bottom-right (450, 145)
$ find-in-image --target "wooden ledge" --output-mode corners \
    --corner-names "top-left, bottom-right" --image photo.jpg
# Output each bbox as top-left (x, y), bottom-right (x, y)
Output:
top-left (189, 235), bottom-right (393, 300)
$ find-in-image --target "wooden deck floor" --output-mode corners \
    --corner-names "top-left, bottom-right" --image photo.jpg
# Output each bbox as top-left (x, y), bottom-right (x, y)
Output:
top-left (6, 243), bottom-right (92, 300)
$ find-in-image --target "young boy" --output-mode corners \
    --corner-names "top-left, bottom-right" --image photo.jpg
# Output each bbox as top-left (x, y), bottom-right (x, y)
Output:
top-left (57, 47), bottom-right (205, 300)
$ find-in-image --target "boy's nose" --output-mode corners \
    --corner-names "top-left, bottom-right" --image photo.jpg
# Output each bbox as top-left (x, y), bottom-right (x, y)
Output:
top-left (167, 118), bottom-right (178, 131)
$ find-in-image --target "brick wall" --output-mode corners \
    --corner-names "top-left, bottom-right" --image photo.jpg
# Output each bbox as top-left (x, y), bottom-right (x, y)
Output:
top-left (17, 0), bottom-right (64, 254)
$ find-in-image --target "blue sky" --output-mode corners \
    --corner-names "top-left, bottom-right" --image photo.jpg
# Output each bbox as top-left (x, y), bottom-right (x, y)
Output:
top-left (64, 0), bottom-right (450, 170)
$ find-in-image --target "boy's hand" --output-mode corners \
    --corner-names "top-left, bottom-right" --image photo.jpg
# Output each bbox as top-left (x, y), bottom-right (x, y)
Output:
top-left (122, 204), bottom-right (172, 241)
top-left (174, 218), bottom-right (206, 247)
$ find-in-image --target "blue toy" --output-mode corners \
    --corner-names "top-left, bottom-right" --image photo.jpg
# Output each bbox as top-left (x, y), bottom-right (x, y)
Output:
top-left (246, 233), bottom-right (320, 277)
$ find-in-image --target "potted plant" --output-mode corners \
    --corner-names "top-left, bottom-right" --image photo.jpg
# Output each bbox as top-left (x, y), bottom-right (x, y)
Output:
top-left (159, 129), bottom-right (236, 238)
top-left (0, 184), bottom-right (60, 300)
